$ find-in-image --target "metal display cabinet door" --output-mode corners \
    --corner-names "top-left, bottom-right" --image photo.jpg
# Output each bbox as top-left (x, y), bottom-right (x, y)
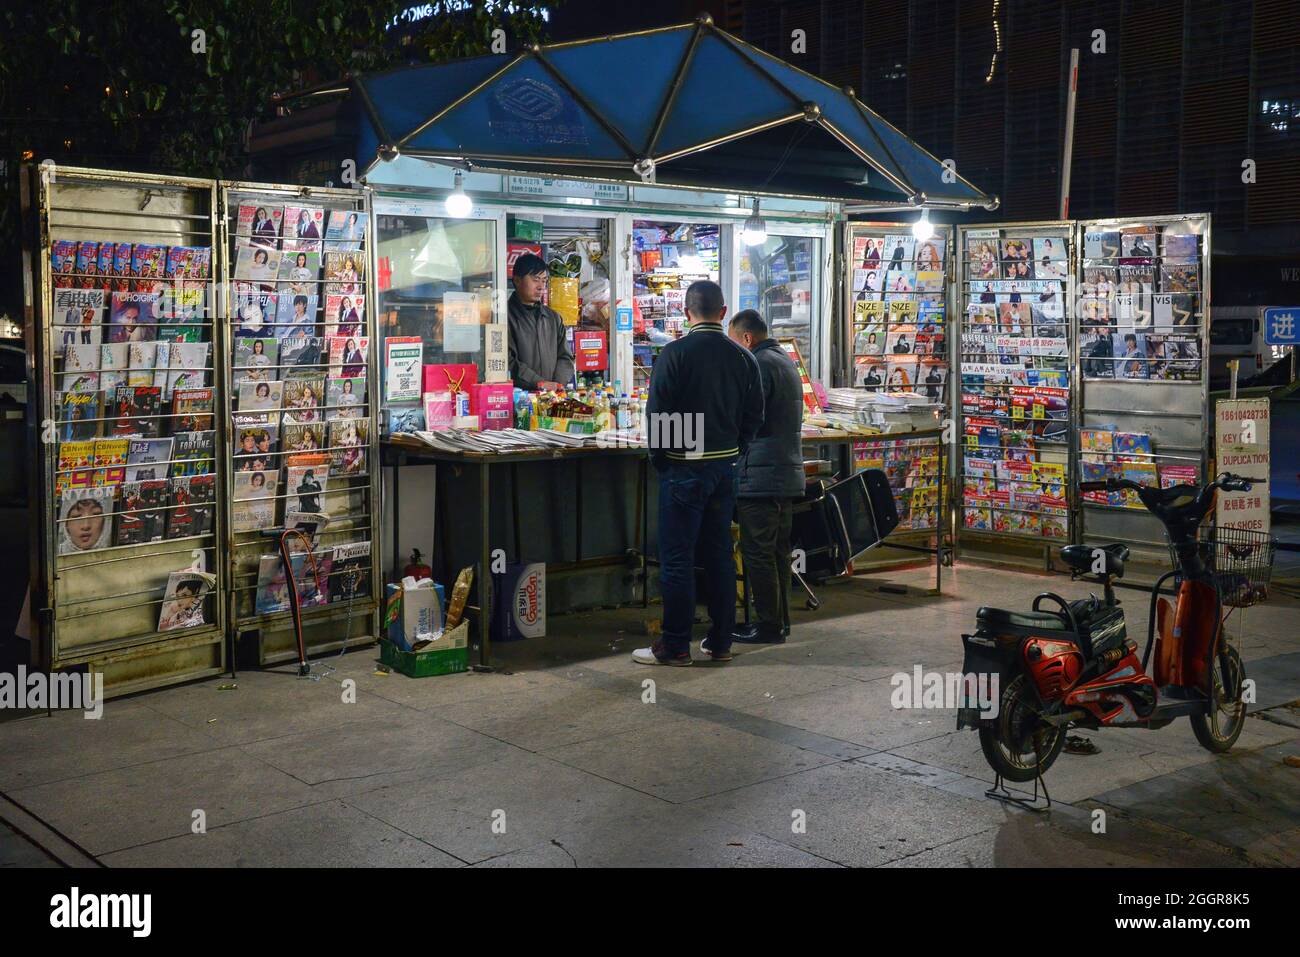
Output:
top-left (217, 182), bottom-right (383, 665)
top-left (24, 164), bottom-right (227, 695)
top-left (844, 221), bottom-right (955, 406)
top-left (954, 220), bottom-right (1077, 568)
top-left (1074, 214), bottom-right (1211, 574)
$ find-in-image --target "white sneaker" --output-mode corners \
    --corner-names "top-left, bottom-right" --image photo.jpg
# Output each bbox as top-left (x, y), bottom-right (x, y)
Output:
top-left (698, 637), bottom-right (734, 662)
top-left (632, 645), bottom-right (692, 666)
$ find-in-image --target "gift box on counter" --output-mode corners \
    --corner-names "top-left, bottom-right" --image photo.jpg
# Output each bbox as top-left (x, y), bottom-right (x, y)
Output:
top-left (423, 391), bottom-right (455, 430)
top-left (492, 562), bottom-right (545, 641)
top-left (471, 383), bottom-right (515, 431)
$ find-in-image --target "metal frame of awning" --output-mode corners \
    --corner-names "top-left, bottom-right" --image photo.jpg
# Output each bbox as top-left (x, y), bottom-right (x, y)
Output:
top-left (351, 15), bottom-right (996, 211)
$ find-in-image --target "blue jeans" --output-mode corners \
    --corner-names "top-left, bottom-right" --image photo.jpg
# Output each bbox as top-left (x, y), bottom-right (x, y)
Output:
top-left (657, 458), bottom-right (737, 656)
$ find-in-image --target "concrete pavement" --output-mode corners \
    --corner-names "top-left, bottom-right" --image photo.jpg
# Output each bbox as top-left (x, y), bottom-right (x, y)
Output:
top-left (1, 561), bottom-right (1297, 867)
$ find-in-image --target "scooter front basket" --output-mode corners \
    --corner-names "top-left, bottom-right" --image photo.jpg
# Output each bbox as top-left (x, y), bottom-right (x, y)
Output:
top-left (1170, 526), bottom-right (1277, 608)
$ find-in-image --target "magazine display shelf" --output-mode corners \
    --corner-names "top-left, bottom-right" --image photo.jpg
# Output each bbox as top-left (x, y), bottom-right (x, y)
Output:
top-left (23, 165), bottom-right (226, 695)
top-left (218, 182), bottom-right (381, 665)
top-left (1075, 214), bottom-right (1211, 570)
top-left (955, 221), bottom-right (1076, 563)
top-left (841, 221), bottom-right (954, 581)
top-left (845, 222), bottom-right (953, 404)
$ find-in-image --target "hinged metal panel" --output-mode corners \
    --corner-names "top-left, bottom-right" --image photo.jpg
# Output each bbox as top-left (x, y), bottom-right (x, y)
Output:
top-left (24, 164), bottom-right (226, 689)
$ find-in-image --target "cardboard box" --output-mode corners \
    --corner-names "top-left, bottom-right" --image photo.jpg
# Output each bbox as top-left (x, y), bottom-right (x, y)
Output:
top-left (509, 219), bottom-right (544, 243)
top-left (493, 563), bottom-right (545, 641)
top-left (415, 619), bottom-right (468, 653)
top-left (384, 579), bottom-right (445, 651)
top-left (380, 640), bottom-right (467, 678)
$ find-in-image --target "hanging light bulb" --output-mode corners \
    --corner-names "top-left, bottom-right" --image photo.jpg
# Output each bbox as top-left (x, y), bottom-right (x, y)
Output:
top-left (911, 208), bottom-right (934, 242)
top-left (742, 197), bottom-right (768, 247)
top-left (445, 170), bottom-right (472, 218)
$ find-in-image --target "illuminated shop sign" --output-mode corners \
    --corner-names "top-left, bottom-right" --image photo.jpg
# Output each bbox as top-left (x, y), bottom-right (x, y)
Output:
top-left (390, 1), bottom-right (550, 28)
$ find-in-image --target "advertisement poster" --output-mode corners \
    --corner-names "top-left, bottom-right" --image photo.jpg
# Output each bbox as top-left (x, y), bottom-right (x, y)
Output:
top-left (443, 291), bottom-right (480, 352)
top-left (384, 336), bottom-right (423, 403)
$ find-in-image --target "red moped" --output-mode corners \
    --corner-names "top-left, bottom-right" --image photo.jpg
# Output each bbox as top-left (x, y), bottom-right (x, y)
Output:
top-left (958, 473), bottom-right (1274, 792)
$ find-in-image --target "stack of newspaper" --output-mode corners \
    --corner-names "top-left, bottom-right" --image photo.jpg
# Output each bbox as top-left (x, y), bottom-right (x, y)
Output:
top-left (815, 388), bottom-right (943, 434)
top-left (410, 428), bottom-right (646, 454)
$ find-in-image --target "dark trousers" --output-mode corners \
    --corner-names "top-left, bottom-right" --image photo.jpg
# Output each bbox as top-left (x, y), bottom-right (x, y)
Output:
top-left (657, 458), bottom-right (737, 655)
top-left (737, 497), bottom-right (793, 638)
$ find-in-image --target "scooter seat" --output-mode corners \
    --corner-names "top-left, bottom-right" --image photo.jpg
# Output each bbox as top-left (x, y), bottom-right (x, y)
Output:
top-left (1060, 542), bottom-right (1129, 578)
top-left (976, 606), bottom-right (1072, 632)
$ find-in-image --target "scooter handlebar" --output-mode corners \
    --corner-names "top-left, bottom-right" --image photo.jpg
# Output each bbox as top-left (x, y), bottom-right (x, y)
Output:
top-left (1217, 473), bottom-right (1266, 493)
top-left (1077, 473), bottom-right (1266, 495)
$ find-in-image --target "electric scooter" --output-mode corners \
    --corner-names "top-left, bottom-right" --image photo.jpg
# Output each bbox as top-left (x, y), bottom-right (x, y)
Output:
top-left (957, 472), bottom-right (1274, 796)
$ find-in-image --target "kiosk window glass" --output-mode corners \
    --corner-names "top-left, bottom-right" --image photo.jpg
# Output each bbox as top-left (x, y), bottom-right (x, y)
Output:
top-left (376, 214), bottom-right (499, 371)
top-left (742, 235), bottom-right (821, 380)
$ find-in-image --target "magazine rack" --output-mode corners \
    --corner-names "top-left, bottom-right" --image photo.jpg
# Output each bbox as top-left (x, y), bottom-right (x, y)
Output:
top-left (22, 165), bottom-right (227, 694)
top-left (1074, 214), bottom-right (1212, 569)
top-left (841, 222), bottom-right (954, 583)
top-left (845, 222), bottom-right (953, 404)
top-left (955, 221), bottom-right (1076, 563)
top-left (217, 182), bottom-right (381, 665)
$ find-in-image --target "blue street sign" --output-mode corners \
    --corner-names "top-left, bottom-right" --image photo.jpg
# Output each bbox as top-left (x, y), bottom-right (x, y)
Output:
top-left (1263, 307), bottom-right (1299, 346)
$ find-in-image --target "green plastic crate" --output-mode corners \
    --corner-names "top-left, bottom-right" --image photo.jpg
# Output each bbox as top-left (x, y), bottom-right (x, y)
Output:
top-left (379, 639), bottom-right (468, 678)
top-left (510, 217), bottom-right (544, 243)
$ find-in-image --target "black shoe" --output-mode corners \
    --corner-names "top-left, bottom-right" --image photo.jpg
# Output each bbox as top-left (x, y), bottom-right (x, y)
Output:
top-left (731, 624), bottom-right (785, 644)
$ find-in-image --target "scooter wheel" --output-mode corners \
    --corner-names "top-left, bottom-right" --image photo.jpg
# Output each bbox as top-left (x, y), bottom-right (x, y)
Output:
top-left (1190, 643), bottom-right (1246, 753)
top-left (978, 674), bottom-right (1065, 783)
top-left (805, 597), bottom-right (820, 611)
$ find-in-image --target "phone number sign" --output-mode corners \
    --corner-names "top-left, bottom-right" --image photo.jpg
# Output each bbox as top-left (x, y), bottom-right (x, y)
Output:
top-left (1215, 398), bottom-right (1270, 534)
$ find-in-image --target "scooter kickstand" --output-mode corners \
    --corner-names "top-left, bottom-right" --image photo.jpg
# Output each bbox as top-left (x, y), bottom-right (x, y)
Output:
top-left (985, 771), bottom-right (1052, 812)
top-left (984, 741), bottom-right (1053, 812)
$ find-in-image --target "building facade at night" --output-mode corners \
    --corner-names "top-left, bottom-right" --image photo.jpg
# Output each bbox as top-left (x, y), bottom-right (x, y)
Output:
top-left (718, 0), bottom-right (1300, 304)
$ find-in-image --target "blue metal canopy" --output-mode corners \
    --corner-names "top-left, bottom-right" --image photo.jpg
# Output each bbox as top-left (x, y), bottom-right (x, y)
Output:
top-left (353, 16), bottom-right (993, 208)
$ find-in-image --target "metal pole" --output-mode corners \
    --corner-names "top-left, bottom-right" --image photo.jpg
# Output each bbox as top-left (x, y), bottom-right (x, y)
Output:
top-left (391, 453), bottom-right (401, 581)
top-left (1060, 49), bottom-right (1080, 219)
top-left (478, 460), bottom-right (491, 669)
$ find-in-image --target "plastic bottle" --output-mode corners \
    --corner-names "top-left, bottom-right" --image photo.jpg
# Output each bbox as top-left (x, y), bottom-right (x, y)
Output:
top-left (597, 390), bottom-right (611, 430)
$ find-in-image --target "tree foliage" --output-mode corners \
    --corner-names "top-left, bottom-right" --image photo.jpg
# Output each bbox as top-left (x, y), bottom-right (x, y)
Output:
top-left (0, 0), bottom-right (552, 314)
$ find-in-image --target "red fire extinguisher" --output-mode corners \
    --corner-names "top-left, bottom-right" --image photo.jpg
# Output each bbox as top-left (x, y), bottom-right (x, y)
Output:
top-left (403, 548), bottom-right (433, 582)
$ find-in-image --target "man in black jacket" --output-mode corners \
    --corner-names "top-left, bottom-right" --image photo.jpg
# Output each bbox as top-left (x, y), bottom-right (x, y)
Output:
top-left (633, 281), bottom-right (764, 666)
top-left (728, 311), bottom-right (804, 644)
top-left (507, 253), bottom-right (575, 390)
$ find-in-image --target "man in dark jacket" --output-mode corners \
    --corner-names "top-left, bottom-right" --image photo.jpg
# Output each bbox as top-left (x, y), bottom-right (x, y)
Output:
top-left (633, 281), bottom-right (764, 666)
top-left (728, 311), bottom-right (804, 644)
top-left (507, 253), bottom-right (575, 390)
